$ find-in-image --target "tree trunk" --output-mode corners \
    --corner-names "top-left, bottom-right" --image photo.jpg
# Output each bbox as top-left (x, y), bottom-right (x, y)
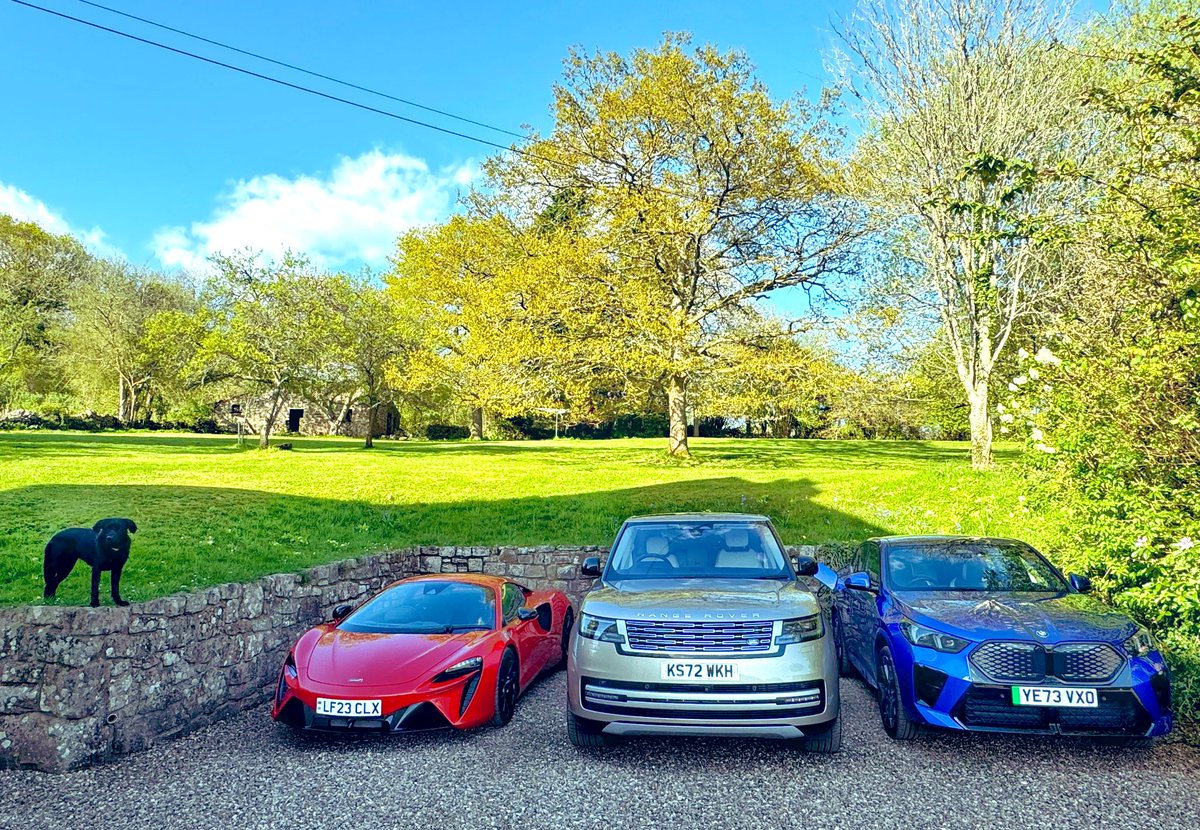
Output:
top-left (667, 373), bottom-right (689, 457)
top-left (967, 385), bottom-right (993, 470)
top-left (469, 407), bottom-right (484, 440)
top-left (330, 400), bottom-right (350, 436)
top-left (118, 375), bottom-right (128, 423)
top-left (260, 387), bottom-right (285, 449)
top-left (364, 401), bottom-right (378, 449)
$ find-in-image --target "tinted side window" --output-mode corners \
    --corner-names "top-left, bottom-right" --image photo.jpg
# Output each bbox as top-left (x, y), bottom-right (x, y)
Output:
top-left (863, 542), bottom-right (881, 582)
top-left (501, 583), bottom-right (523, 624)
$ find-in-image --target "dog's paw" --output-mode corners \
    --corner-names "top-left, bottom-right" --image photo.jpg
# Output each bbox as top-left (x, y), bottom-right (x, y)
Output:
top-left (90, 600), bottom-right (100, 608)
top-left (114, 599), bottom-right (130, 607)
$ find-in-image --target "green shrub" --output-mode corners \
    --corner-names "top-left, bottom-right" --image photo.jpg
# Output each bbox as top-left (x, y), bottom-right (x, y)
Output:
top-left (425, 423), bottom-right (469, 440)
top-left (1162, 631), bottom-right (1200, 727)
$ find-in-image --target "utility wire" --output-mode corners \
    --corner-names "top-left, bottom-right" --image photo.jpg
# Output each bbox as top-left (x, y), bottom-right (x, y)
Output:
top-left (71, 0), bottom-right (529, 140)
top-left (9, 0), bottom-right (693, 200)
top-left (9, 0), bottom-right (528, 157)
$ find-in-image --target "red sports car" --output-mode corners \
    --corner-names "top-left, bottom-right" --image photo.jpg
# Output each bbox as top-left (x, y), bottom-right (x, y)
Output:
top-left (272, 574), bottom-right (574, 733)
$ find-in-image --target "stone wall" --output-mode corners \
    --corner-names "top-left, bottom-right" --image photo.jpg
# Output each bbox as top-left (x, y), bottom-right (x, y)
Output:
top-left (0, 545), bottom-right (607, 773)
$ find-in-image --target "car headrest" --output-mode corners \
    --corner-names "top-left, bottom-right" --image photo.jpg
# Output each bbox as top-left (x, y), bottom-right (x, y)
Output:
top-left (724, 528), bottom-right (750, 551)
top-left (644, 536), bottom-right (669, 557)
top-left (956, 557), bottom-right (990, 589)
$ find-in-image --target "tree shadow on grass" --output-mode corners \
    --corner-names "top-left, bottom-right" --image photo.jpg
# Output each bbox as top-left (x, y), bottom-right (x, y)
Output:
top-left (0, 478), bottom-right (888, 607)
top-left (688, 439), bottom-right (1021, 468)
top-left (0, 432), bottom-right (1020, 467)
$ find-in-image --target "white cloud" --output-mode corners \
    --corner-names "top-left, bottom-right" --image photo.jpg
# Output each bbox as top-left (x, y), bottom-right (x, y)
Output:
top-left (153, 150), bottom-right (476, 274)
top-left (0, 182), bottom-right (120, 258)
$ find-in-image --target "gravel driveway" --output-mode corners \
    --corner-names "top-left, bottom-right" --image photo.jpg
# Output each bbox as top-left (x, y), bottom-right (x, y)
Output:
top-left (3, 673), bottom-right (1198, 830)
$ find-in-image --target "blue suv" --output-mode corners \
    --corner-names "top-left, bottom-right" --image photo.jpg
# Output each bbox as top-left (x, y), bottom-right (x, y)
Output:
top-left (832, 536), bottom-right (1172, 744)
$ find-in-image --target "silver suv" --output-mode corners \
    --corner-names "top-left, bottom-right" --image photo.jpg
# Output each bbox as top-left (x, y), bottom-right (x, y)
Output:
top-left (566, 513), bottom-right (841, 751)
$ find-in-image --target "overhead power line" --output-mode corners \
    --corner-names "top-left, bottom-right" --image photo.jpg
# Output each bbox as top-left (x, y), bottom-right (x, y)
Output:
top-left (71, 0), bottom-right (529, 141)
top-left (8, 0), bottom-right (695, 201)
top-left (9, 0), bottom-right (529, 156)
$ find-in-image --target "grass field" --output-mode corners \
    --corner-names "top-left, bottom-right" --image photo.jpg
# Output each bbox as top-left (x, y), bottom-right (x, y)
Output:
top-left (0, 432), bottom-right (1048, 607)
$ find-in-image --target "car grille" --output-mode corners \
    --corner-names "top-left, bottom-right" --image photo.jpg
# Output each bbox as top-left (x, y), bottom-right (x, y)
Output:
top-left (956, 686), bottom-right (1147, 734)
top-left (970, 641), bottom-right (1124, 684)
top-left (583, 702), bottom-right (823, 720)
top-left (1055, 643), bottom-right (1125, 683)
top-left (581, 678), bottom-right (826, 721)
top-left (624, 620), bottom-right (776, 653)
top-left (585, 677), bottom-right (817, 695)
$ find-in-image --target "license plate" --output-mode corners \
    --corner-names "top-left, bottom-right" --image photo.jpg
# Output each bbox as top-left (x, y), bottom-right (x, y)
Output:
top-left (660, 662), bottom-right (739, 681)
top-left (315, 698), bottom-right (383, 717)
top-left (1011, 686), bottom-right (1098, 708)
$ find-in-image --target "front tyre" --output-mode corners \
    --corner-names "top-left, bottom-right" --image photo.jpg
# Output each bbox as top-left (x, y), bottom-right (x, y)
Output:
top-left (877, 643), bottom-right (919, 740)
top-left (556, 608), bottom-right (575, 669)
top-left (566, 712), bottom-right (612, 747)
top-left (490, 648), bottom-right (519, 727)
top-left (801, 714), bottom-right (842, 753)
top-left (832, 616), bottom-right (854, 677)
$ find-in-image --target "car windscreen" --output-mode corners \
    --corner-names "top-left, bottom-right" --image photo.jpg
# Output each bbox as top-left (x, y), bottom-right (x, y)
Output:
top-left (884, 542), bottom-right (1068, 592)
top-left (606, 521), bottom-right (792, 580)
top-left (338, 581), bottom-right (497, 634)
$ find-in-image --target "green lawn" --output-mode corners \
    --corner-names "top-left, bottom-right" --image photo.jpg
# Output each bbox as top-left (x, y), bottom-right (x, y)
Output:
top-left (0, 432), bottom-right (1047, 606)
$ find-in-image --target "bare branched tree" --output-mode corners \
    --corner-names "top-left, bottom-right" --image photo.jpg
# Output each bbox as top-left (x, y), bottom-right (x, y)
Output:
top-left (835, 0), bottom-right (1093, 468)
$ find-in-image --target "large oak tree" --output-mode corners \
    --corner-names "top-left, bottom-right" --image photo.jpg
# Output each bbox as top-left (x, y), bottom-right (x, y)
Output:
top-left (484, 34), bottom-right (860, 455)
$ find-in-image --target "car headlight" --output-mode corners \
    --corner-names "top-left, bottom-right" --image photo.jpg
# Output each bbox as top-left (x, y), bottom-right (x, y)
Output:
top-left (578, 613), bottom-right (625, 643)
top-left (776, 615), bottom-right (824, 645)
top-left (432, 656), bottom-right (483, 683)
top-left (900, 621), bottom-right (969, 653)
top-left (1123, 626), bottom-right (1157, 658)
top-left (284, 652), bottom-right (298, 679)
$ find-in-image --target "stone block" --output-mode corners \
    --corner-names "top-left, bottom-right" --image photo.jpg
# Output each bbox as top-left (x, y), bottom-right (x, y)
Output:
top-left (39, 661), bottom-right (109, 718)
top-left (68, 606), bottom-right (131, 637)
top-left (183, 590), bottom-right (208, 613)
top-left (0, 684), bottom-right (39, 715)
top-left (127, 614), bottom-right (164, 634)
top-left (1, 713), bottom-right (70, 771)
top-left (420, 555), bottom-right (442, 573)
top-left (0, 658), bottom-right (42, 686)
top-left (48, 636), bottom-right (104, 668)
top-left (241, 584), bottom-right (265, 617)
top-left (140, 595), bottom-right (187, 617)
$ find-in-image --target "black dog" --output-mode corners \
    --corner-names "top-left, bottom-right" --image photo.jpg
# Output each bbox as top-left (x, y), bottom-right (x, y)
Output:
top-left (43, 518), bottom-right (137, 607)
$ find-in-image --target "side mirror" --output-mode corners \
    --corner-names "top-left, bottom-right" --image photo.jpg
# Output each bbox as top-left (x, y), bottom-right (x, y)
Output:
top-left (1068, 573), bottom-right (1091, 593)
top-left (516, 607), bottom-right (538, 622)
top-left (581, 556), bottom-right (602, 578)
top-left (794, 555), bottom-right (819, 577)
top-left (845, 572), bottom-right (877, 593)
top-left (332, 603), bottom-right (354, 621)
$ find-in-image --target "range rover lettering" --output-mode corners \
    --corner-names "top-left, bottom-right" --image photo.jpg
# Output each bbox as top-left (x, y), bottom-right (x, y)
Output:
top-left (566, 514), bottom-right (841, 751)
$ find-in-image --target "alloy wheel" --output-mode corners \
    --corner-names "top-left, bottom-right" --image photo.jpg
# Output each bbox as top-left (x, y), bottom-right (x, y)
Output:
top-left (495, 652), bottom-right (518, 725)
top-left (878, 649), bottom-right (899, 731)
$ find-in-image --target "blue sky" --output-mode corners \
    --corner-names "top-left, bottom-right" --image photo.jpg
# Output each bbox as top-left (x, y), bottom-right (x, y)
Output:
top-left (0, 0), bottom-right (852, 276)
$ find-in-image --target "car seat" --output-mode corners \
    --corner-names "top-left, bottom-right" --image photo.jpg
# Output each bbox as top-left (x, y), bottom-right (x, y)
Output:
top-left (951, 556), bottom-right (991, 590)
top-left (635, 534), bottom-right (675, 575)
top-left (715, 527), bottom-right (763, 569)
